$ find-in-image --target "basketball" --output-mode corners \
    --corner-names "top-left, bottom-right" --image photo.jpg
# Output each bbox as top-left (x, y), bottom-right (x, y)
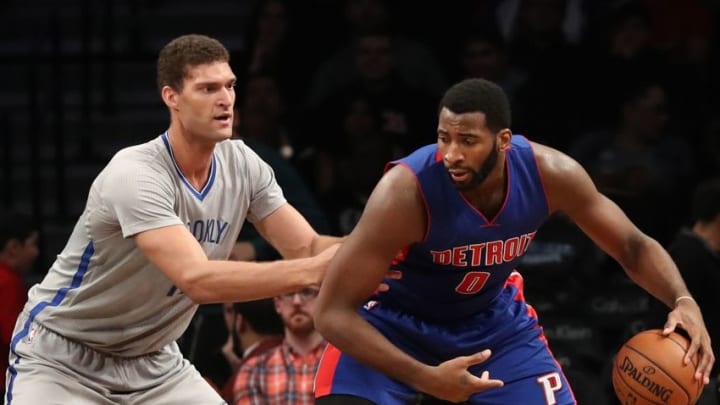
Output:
top-left (612, 329), bottom-right (703, 405)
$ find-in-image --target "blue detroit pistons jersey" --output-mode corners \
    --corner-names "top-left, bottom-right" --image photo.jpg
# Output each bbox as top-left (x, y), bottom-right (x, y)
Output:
top-left (378, 135), bottom-right (549, 321)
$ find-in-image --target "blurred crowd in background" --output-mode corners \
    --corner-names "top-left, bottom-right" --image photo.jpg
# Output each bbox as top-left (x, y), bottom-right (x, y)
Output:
top-left (2, 0), bottom-right (720, 403)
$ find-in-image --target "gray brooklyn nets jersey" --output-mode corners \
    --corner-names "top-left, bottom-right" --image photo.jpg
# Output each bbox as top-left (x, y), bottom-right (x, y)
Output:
top-left (22, 133), bottom-right (286, 356)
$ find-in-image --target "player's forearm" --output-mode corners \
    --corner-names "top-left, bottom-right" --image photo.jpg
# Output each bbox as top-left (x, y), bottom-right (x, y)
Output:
top-left (622, 236), bottom-right (691, 308)
top-left (273, 234), bottom-right (342, 259)
top-left (310, 234), bottom-right (345, 256)
top-left (314, 306), bottom-right (433, 391)
top-left (182, 258), bottom-right (320, 303)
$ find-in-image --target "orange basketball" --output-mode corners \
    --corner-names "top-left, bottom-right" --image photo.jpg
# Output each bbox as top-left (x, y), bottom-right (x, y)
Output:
top-left (612, 329), bottom-right (703, 405)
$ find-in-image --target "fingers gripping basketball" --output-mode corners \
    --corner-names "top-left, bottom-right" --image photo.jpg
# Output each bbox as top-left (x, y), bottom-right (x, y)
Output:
top-left (612, 329), bottom-right (703, 405)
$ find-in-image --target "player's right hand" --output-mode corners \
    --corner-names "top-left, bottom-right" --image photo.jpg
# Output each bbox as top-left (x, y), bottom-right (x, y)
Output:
top-left (310, 243), bottom-right (342, 284)
top-left (419, 349), bottom-right (504, 402)
top-left (663, 298), bottom-right (715, 384)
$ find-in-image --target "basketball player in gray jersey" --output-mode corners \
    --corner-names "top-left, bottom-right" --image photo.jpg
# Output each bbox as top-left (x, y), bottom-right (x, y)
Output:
top-left (4, 34), bottom-right (347, 405)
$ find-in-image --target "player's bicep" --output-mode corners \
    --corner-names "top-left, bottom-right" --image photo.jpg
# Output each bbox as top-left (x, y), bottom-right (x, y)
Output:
top-left (541, 147), bottom-right (643, 264)
top-left (252, 203), bottom-right (318, 259)
top-left (320, 165), bottom-right (425, 307)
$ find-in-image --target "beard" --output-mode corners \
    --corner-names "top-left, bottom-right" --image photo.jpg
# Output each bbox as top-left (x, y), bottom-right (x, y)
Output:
top-left (447, 141), bottom-right (499, 190)
top-left (284, 311), bottom-right (315, 336)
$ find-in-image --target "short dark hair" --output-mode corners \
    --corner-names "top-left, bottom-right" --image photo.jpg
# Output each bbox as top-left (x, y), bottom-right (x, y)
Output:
top-left (0, 211), bottom-right (36, 249)
top-left (156, 34), bottom-right (230, 93)
top-left (691, 178), bottom-right (720, 223)
top-left (438, 78), bottom-right (511, 132)
top-left (233, 299), bottom-right (284, 335)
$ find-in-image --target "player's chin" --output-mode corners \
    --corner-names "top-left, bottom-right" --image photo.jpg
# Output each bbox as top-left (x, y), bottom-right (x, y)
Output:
top-left (451, 180), bottom-right (474, 190)
top-left (213, 128), bottom-right (233, 141)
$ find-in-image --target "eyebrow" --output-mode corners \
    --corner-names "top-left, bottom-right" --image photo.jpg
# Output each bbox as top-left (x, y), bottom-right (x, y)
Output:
top-left (437, 128), bottom-right (480, 137)
top-left (194, 78), bottom-right (237, 86)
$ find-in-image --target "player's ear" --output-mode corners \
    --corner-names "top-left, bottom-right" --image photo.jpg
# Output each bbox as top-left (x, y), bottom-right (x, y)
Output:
top-left (497, 129), bottom-right (512, 151)
top-left (161, 85), bottom-right (179, 109)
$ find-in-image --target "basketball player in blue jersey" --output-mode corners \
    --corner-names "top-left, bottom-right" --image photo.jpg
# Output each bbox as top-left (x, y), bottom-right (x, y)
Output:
top-left (3, 34), bottom-right (360, 405)
top-left (313, 78), bottom-right (715, 405)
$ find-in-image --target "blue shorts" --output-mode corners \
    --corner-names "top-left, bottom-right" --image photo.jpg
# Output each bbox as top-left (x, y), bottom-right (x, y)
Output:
top-left (315, 275), bottom-right (577, 404)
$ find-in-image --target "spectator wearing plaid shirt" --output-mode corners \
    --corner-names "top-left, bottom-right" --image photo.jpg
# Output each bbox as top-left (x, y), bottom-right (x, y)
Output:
top-left (232, 286), bottom-right (326, 405)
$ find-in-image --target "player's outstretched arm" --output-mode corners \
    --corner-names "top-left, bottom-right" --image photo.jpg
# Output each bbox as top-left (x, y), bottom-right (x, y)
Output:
top-left (134, 225), bottom-right (338, 304)
top-left (313, 165), bottom-right (503, 402)
top-left (533, 142), bottom-right (715, 384)
top-left (251, 203), bottom-right (344, 259)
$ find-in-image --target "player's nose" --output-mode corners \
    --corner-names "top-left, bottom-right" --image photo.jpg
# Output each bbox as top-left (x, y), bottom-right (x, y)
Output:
top-left (444, 143), bottom-right (463, 164)
top-left (218, 87), bottom-right (233, 107)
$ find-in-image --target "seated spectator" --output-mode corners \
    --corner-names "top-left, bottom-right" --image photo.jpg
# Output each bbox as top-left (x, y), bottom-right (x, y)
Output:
top-left (579, 1), bottom-right (672, 133)
top-left (232, 287), bottom-right (326, 405)
top-left (313, 94), bottom-right (396, 235)
top-left (231, 73), bottom-right (331, 260)
top-left (449, 29), bottom-right (528, 108)
top-left (221, 299), bottom-right (284, 403)
top-left (0, 211), bottom-right (39, 397)
top-left (304, 29), bottom-right (439, 158)
top-left (304, 0), bottom-right (447, 108)
top-left (232, 0), bottom-right (313, 104)
top-left (569, 78), bottom-right (695, 243)
top-left (666, 178), bottom-right (720, 405)
top-left (229, 139), bottom-right (330, 261)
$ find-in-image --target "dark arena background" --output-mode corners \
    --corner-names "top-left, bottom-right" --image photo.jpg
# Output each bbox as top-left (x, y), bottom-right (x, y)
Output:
top-left (1, 1), bottom-right (719, 404)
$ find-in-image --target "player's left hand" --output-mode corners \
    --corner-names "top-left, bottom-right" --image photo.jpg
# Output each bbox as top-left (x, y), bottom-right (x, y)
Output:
top-left (662, 298), bottom-right (715, 384)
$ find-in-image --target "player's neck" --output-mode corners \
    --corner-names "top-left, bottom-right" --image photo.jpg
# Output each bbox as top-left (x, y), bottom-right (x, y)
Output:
top-left (166, 127), bottom-right (214, 189)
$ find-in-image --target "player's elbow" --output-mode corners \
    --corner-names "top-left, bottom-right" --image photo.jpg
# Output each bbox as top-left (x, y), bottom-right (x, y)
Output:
top-left (174, 282), bottom-right (211, 304)
top-left (172, 267), bottom-right (215, 304)
top-left (315, 298), bottom-right (357, 340)
top-left (313, 300), bottom-right (340, 337)
top-left (182, 286), bottom-right (215, 304)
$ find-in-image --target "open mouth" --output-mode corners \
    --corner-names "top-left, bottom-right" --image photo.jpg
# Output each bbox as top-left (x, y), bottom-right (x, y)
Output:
top-left (448, 169), bottom-right (470, 182)
top-left (213, 113), bottom-right (232, 125)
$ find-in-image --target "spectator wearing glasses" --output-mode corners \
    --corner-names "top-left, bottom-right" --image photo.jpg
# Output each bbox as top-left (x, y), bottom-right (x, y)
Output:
top-left (231, 287), bottom-right (325, 405)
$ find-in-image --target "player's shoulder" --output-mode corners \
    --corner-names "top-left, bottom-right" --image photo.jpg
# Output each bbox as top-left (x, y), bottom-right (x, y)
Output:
top-left (109, 135), bottom-right (167, 168)
top-left (525, 138), bottom-right (583, 180)
top-left (387, 143), bottom-right (440, 176)
top-left (214, 138), bottom-right (266, 166)
top-left (402, 143), bottom-right (439, 163)
top-left (215, 138), bottom-right (254, 154)
top-left (526, 138), bottom-right (597, 212)
top-left (99, 136), bottom-right (171, 185)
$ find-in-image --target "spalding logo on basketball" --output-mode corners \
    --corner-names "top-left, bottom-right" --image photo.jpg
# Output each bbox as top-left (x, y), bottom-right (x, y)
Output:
top-left (612, 329), bottom-right (703, 405)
